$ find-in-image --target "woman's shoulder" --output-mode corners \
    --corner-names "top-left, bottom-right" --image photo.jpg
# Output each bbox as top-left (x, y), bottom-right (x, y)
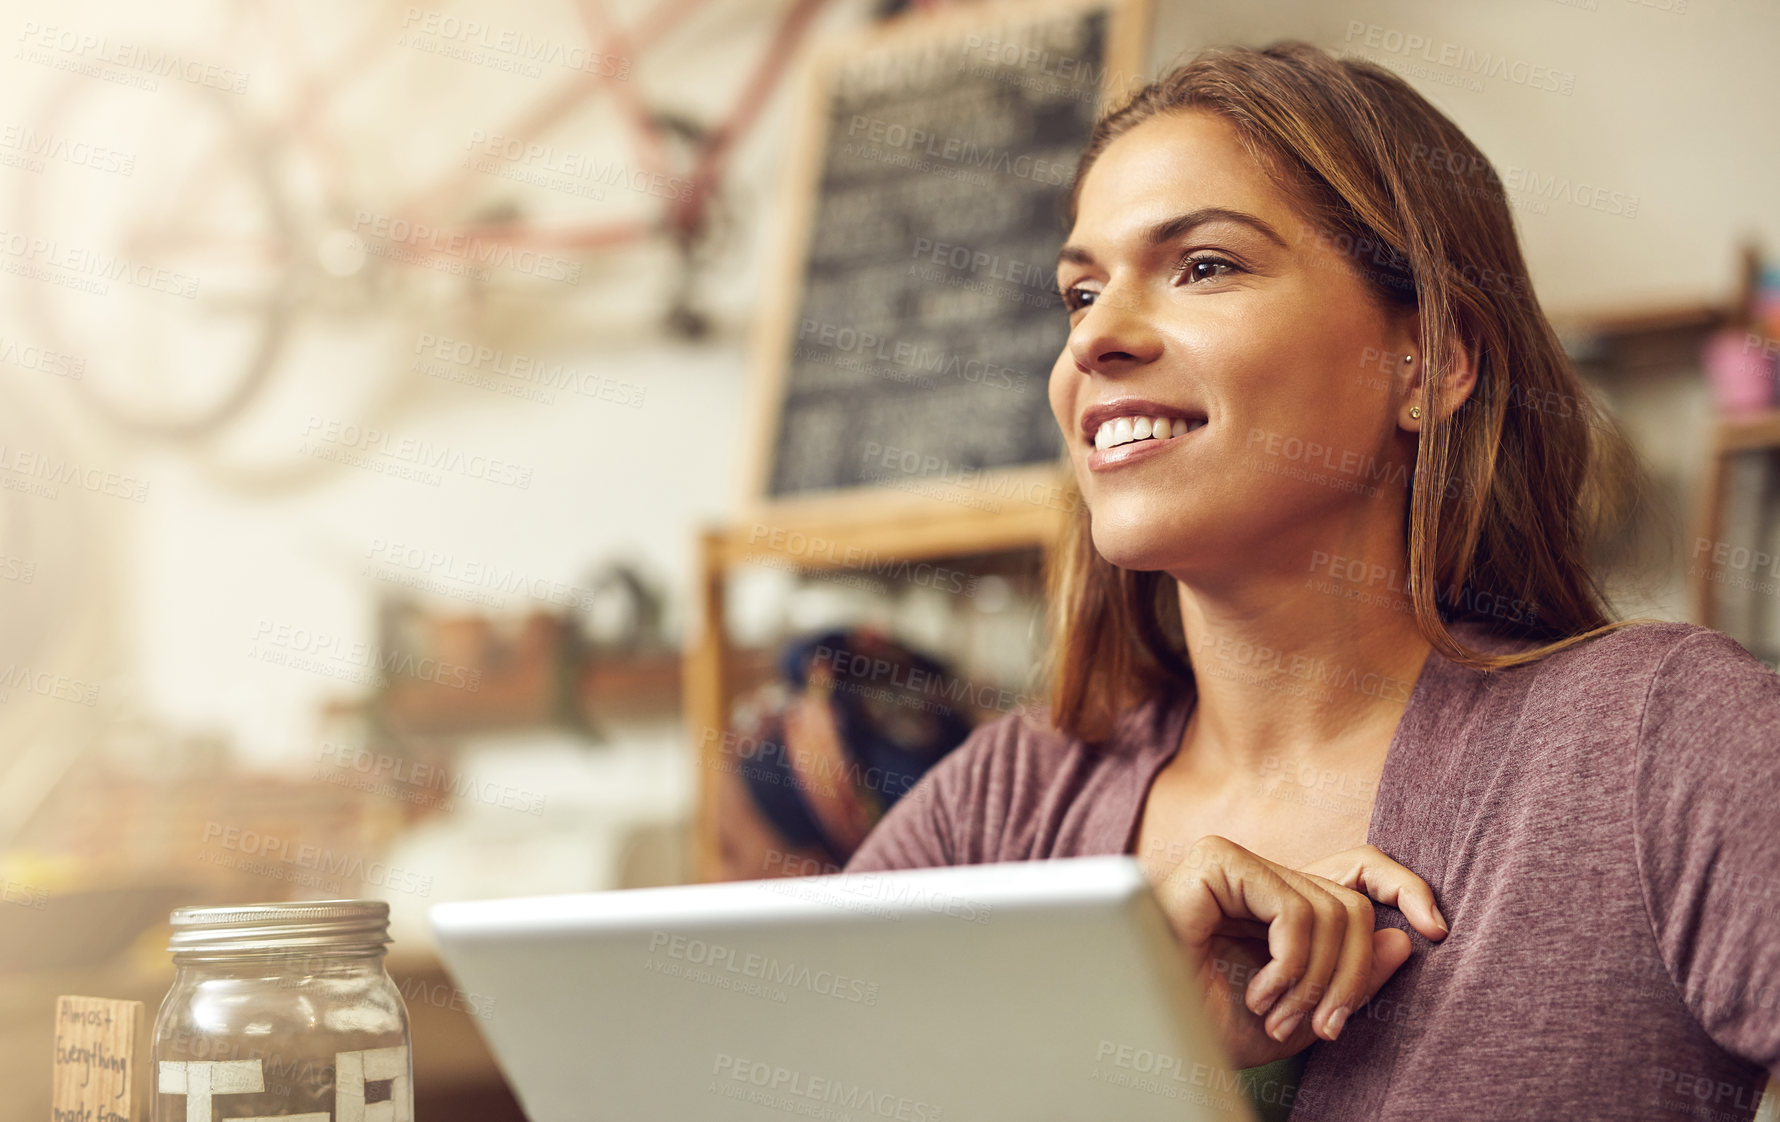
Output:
top-left (1445, 617), bottom-right (1780, 748)
top-left (1453, 616), bottom-right (1773, 696)
top-left (845, 694), bottom-right (1181, 872)
top-left (929, 692), bottom-right (1181, 791)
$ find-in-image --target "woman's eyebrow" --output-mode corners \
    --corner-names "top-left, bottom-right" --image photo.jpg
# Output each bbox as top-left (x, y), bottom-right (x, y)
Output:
top-left (1057, 207), bottom-right (1289, 268)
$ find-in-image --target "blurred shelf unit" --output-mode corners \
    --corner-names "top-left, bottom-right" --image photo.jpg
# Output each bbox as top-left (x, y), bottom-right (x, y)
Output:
top-left (1558, 288), bottom-right (1780, 648)
top-left (1693, 408), bottom-right (1780, 640)
top-left (1711, 407), bottom-right (1780, 453)
top-left (1556, 301), bottom-right (1728, 374)
top-left (370, 608), bottom-right (698, 736)
top-left (684, 491), bottom-right (1070, 882)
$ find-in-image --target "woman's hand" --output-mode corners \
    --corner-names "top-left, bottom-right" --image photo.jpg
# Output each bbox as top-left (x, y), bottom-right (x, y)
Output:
top-left (1149, 837), bottom-right (1449, 1069)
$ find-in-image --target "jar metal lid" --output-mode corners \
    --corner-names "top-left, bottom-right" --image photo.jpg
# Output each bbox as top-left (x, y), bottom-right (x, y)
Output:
top-left (168, 899), bottom-right (391, 955)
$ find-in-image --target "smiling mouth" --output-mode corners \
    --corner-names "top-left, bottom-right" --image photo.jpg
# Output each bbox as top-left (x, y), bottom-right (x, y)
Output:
top-left (1091, 414), bottom-right (1208, 451)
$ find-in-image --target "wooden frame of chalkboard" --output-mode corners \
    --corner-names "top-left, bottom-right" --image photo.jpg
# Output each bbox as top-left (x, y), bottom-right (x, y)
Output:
top-left (738, 0), bottom-right (1152, 526)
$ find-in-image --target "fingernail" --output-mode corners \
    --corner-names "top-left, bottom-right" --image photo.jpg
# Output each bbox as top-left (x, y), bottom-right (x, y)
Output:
top-left (1270, 1012), bottom-right (1304, 1043)
top-left (1248, 978), bottom-right (1284, 1016)
top-left (1324, 1006), bottom-right (1350, 1039)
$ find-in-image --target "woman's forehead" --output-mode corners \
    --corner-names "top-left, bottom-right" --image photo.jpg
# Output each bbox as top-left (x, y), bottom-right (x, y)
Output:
top-left (1070, 111), bottom-right (1295, 247)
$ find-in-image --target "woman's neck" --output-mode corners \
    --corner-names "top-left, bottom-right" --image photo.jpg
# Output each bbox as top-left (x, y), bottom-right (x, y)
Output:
top-left (1172, 577), bottom-right (1435, 776)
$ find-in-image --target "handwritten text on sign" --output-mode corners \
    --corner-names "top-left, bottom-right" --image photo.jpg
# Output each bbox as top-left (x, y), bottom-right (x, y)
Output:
top-left (53, 995), bottom-right (143, 1122)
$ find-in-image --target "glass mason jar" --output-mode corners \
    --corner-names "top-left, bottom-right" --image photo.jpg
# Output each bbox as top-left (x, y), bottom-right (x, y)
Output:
top-left (150, 900), bottom-right (413, 1121)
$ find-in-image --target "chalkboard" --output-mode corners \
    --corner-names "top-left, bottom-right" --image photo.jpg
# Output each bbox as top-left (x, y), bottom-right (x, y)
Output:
top-left (747, 0), bottom-right (1150, 510)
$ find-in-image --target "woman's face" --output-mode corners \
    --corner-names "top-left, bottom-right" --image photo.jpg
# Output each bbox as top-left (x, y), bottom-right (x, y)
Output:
top-left (1049, 110), bottom-right (1418, 582)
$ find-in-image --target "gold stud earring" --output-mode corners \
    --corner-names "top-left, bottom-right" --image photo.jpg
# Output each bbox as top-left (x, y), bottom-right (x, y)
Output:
top-left (1409, 406), bottom-right (1422, 420)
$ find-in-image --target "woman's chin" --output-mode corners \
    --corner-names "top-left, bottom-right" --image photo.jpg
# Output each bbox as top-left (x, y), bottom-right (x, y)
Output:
top-left (1088, 525), bottom-right (1191, 573)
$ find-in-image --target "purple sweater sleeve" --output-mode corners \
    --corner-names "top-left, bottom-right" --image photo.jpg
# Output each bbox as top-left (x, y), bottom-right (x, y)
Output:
top-left (1634, 628), bottom-right (1780, 1072)
top-left (843, 724), bottom-right (977, 872)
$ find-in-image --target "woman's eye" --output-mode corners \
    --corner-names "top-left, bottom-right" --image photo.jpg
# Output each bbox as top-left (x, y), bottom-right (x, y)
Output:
top-left (1174, 254), bottom-right (1241, 285)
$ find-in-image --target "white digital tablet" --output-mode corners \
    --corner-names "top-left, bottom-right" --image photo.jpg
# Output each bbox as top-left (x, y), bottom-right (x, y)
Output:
top-left (428, 855), bottom-right (1258, 1122)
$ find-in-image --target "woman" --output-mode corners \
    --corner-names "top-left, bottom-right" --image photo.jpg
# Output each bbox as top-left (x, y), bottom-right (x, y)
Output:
top-left (845, 41), bottom-right (1780, 1121)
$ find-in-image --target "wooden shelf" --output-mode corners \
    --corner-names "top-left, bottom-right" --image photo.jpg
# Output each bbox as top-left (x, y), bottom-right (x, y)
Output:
top-left (577, 649), bottom-right (680, 718)
top-left (722, 485), bottom-right (1071, 572)
top-left (574, 646), bottom-right (778, 720)
top-left (1551, 300), bottom-right (1727, 340)
top-left (1714, 408), bottom-right (1780, 453)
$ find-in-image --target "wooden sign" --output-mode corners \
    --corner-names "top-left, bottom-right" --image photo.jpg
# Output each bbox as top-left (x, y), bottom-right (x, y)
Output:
top-left (52, 995), bottom-right (142, 1122)
top-left (741, 0), bottom-right (1151, 519)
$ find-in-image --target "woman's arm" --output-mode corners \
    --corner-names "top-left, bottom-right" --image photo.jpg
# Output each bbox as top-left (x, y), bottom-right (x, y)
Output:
top-left (842, 753), bottom-right (959, 872)
top-left (1634, 628), bottom-right (1780, 1072)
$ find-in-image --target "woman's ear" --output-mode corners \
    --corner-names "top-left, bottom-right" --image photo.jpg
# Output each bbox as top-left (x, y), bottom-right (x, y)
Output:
top-left (1396, 311), bottom-right (1479, 431)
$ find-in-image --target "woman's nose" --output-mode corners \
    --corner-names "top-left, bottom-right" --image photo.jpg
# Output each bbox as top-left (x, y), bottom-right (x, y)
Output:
top-left (1066, 287), bottom-right (1163, 373)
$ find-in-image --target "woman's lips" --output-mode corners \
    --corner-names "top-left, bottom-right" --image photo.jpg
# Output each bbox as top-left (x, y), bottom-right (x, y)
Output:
top-left (1086, 423), bottom-right (1207, 472)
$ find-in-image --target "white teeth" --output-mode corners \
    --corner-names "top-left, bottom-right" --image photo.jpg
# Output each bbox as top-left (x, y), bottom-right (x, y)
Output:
top-left (1093, 413), bottom-right (1205, 451)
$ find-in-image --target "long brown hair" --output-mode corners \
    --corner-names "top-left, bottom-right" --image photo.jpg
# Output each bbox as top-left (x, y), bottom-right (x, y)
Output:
top-left (1043, 41), bottom-right (1653, 744)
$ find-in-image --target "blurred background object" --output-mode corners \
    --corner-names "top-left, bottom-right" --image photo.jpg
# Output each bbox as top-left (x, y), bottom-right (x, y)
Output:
top-left (2, 0), bottom-right (1779, 1118)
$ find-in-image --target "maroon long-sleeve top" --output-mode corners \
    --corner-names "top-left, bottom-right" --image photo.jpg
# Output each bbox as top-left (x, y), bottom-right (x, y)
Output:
top-left (845, 619), bottom-right (1780, 1120)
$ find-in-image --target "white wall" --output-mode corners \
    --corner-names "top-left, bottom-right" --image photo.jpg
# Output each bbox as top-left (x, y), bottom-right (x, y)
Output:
top-left (1148, 0), bottom-right (1774, 315)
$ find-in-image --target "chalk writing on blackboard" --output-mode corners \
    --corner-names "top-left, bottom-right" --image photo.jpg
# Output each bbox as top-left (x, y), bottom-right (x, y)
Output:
top-left (766, 5), bottom-right (1117, 501)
